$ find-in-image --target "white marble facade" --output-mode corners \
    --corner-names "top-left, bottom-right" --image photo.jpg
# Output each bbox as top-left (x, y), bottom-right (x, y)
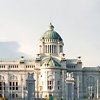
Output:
top-left (0, 24), bottom-right (99, 100)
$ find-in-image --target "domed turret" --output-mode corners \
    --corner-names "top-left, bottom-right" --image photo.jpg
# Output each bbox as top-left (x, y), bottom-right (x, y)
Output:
top-left (48, 23), bottom-right (54, 30)
top-left (38, 23), bottom-right (64, 57)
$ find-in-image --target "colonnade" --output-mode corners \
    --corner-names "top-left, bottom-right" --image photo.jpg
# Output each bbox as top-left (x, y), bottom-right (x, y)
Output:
top-left (44, 45), bottom-right (57, 54)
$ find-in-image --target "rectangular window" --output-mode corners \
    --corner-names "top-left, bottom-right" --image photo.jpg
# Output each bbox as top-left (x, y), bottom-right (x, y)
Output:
top-left (9, 82), bottom-right (11, 86)
top-left (50, 81), bottom-right (52, 85)
top-left (0, 87), bottom-right (2, 90)
top-left (50, 86), bottom-right (51, 90)
top-left (58, 81), bottom-right (59, 85)
top-left (16, 87), bottom-right (18, 90)
top-left (13, 87), bottom-right (15, 90)
top-left (16, 94), bottom-right (18, 97)
top-left (10, 87), bottom-right (11, 90)
top-left (57, 81), bottom-right (60, 90)
top-left (12, 94), bottom-right (15, 98)
top-left (47, 80), bottom-right (53, 90)
top-left (9, 81), bottom-right (18, 91)
top-left (0, 82), bottom-right (2, 86)
top-left (16, 82), bottom-right (18, 86)
top-left (0, 82), bottom-right (5, 90)
top-left (58, 86), bottom-right (59, 90)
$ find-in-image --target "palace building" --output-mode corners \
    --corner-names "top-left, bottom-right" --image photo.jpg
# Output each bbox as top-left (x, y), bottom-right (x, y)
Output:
top-left (0, 23), bottom-right (99, 100)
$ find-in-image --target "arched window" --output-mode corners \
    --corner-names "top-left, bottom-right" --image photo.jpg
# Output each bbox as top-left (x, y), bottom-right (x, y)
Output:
top-left (47, 75), bottom-right (54, 90)
top-left (87, 76), bottom-right (95, 87)
top-left (10, 75), bottom-right (17, 80)
top-left (86, 76), bottom-right (95, 98)
top-left (9, 75), bottom-right (18, 91)
top-left (9, 75), bottom-right (18, 98)
top-left (0, 75), bottom-right (5, 91)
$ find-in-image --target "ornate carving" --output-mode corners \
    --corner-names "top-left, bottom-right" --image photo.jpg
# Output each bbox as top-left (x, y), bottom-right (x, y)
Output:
top-left (28, 72), bottom-right (34, 78)
top-left (67, 72), bottom-right (73, 78)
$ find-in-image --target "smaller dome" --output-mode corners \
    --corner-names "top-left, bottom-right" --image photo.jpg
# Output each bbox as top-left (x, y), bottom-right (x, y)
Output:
top-left (48, 23), bottom-right (54, 30)
top-left (42, 56), bottom-right (60, 67)
top-left (40, 23), bottom-right (62, 41)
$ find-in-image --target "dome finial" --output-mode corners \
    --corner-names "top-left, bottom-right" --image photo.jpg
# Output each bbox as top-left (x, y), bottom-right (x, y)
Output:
top-left (48, 23), bottom-right (54, 30)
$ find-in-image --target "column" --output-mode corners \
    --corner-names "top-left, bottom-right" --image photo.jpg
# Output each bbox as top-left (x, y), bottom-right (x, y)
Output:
top-left (77, 76), bottom-right (79, 99)
top-left (23, 73), bottom-right (26, 99)
top-left (48, 45), bottom-right (49, 53)
top-left (49, 45), bottom-right (50, 53)
top-left (45, 71), bottom-right (47, 91)
top-left (44, 45), bottom-right (46, 53)
top-left (26, 73), bottom-right (35, 100)
top-left (58, 44), bottom-right (59, 54)
top-left (97, 79), bottom-right (99, 98)
top-left (7, 73), bottom-right (9, 98)
top-left (22, 77), bottom-right (23, 98)
top-left (43, 42), bottom-right (44, 53)
top-left (66, 83), bottom-right (68, 100)
top-left (66, 72), bottom-right (75, 100)
top-left (37, 71), bottom-right (39, 98)
top-left (54, 72), bottom-right (56, 90)
top-left (2, 80), bottom-right (4, 98)
top-left (27, 83), bottom-right (29, 99)
top-left (47, 45), bottom-right (48, 53)
top-left (72, 83), bottom-right (74, 100)
top-left (62, 70), bottom-right (64, 96)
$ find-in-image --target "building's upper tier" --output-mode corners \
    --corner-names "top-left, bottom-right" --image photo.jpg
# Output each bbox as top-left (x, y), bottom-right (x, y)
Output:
top-left (40, 23), bottom-right (62, 41)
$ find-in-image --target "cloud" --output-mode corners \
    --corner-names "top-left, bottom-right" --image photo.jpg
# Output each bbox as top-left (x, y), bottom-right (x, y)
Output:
top-left (0, 41), bottom-right (31, 59)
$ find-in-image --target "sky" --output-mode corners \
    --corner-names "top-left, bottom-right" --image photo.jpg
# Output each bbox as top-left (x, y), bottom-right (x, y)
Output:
top-left (0, 0), bottom-right (100, 67)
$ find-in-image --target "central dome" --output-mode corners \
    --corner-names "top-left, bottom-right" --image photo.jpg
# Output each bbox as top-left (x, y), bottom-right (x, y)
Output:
top-left (40, 23), bottom-right (62, 41)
